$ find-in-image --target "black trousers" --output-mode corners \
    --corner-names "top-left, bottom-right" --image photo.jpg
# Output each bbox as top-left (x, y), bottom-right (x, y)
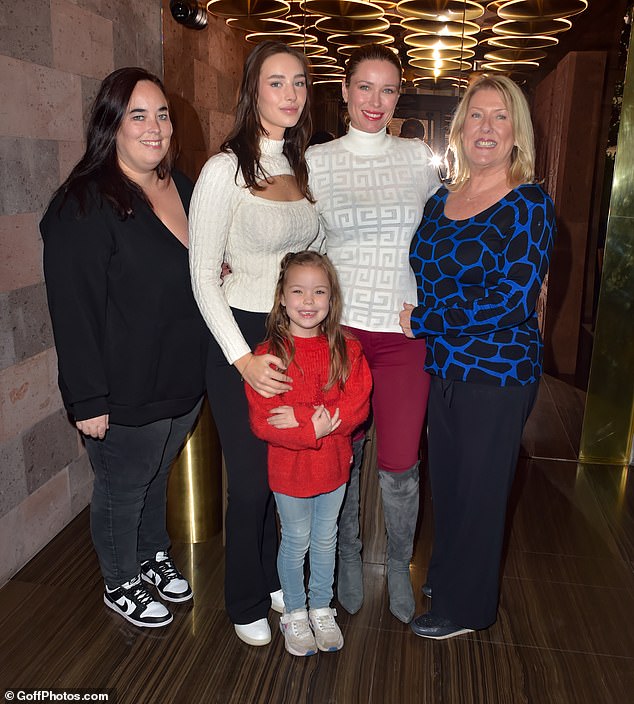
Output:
top-left (426, 375), bottom-right (538, 630)
top-left (206, 309), bottom-right (280, 625)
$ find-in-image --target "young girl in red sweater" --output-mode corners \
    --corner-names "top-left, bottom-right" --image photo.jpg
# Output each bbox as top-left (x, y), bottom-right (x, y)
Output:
top-left (246, 251), bottom-right (372, 656)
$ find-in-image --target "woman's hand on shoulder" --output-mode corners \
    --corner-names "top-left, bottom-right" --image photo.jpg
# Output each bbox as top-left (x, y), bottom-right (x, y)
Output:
top-left (76, 414), bottom-right (109, 439)
top-left (237, 352), bottom-right (292, 398)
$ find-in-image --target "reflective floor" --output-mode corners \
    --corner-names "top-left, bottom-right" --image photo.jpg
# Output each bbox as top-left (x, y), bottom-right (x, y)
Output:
top-left (1, 375), bottom-right (633, 703)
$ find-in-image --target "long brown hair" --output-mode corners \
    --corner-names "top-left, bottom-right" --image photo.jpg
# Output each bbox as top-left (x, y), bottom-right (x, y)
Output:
top-left (265, 251), bottom-right (350, 390)
top-left (221, 41), bottom-right (313, 201)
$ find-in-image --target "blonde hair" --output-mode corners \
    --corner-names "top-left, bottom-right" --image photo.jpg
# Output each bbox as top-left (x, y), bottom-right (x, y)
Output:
top-left (265, 251), bottom-right (350, 390)
top-left (446, 74), bottom-right (535, 190)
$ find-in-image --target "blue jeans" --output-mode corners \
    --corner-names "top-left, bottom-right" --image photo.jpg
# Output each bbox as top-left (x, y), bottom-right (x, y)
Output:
top-left (274, 484), bottom-right (346, 612)
top-left (85, 400), bottom-right (202, 588)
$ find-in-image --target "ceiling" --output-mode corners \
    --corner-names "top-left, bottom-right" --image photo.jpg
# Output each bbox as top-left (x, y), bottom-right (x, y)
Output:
top-left (202, 1), bottom-right (629, 94)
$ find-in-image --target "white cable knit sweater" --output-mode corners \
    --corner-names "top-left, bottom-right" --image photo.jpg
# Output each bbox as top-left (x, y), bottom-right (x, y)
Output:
top-left (307, 126), bottom-right (441, 333)
top-left (189, 138), bottom-right (319, 364)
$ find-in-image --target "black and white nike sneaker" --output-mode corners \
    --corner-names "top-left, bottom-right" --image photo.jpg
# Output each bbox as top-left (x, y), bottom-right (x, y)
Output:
top-left (141, 551), bottom-right (193, 603)
top-left (104, 575), bottom-right (173, 628)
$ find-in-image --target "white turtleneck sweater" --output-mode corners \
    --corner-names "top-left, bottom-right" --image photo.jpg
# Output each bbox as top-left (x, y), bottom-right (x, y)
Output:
top-left (307, 126), bottom-right (440, 333)
top-left (189, 138), bottom-right (319, 364)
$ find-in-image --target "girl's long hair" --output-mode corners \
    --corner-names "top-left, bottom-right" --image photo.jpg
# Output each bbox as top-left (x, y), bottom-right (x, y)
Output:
top-left (221, 41), bottom-right (314, 201)
top-left (53, 67), bottom-right (177, 218)
top-left (266, 251), bottom-right (350, 390)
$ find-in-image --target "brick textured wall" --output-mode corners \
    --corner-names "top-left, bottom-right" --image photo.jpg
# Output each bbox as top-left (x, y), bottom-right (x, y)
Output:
top-left (0, 0), bottom-right (163, 586)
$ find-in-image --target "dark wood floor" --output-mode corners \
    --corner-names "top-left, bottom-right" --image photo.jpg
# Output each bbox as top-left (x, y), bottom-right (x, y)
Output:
top-left (2, 375), bottom-right (633, 703)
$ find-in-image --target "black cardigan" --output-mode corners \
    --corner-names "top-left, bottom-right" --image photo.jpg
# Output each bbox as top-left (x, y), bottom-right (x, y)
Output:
top-left (41, 171), bottom-right (208, 426)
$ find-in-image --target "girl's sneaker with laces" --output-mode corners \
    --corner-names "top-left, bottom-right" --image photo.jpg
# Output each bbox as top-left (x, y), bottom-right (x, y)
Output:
top-left (279, 608), bottom-right (318, 656)
top-left (309, 607), bottom-right (344, 652)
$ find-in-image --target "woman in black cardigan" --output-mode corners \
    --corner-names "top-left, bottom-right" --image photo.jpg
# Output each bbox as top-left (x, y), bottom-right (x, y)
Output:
top-left (40, 67), bottom-right (208, 628)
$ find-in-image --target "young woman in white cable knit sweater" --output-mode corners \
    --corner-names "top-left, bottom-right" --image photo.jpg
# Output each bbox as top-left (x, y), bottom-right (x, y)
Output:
top-left (189, 41), bottom-right (319, 646)
top-left (306, 44), bottom-right (441, 624)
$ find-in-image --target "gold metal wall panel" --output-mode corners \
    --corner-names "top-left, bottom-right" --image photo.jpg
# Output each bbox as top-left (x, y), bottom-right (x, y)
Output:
top-left (580, 33), bottom-right (634, 465)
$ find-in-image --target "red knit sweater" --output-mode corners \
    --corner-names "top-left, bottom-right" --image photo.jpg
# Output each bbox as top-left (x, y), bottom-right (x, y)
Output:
top-left (245, 335), bottom-right (372, 497)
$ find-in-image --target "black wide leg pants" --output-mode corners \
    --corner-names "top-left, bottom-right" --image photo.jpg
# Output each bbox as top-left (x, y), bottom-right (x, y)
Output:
top-left (206, 309), bottom-right (280, 625)
top-left (426, 375), bottom-right (538, 631)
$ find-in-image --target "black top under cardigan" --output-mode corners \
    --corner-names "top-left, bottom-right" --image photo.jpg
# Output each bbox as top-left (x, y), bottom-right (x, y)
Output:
top-left (41, 170), bottom-right (208, 426)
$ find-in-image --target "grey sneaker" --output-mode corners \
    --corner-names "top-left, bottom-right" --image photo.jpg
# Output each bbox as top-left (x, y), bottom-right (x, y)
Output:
top-left (309, 607), bottom-right (344, 652)
top-left (279, 609), bottom-right (317, 657)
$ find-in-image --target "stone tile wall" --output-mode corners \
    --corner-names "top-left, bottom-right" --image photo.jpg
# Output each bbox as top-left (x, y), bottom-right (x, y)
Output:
top-left (0, 0), bottom-right (162, 586)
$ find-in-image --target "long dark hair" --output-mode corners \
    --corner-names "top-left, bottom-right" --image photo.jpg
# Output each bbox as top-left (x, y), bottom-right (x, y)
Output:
top-left (265, 251), bottom-right (350, 391)
top-left (54, 67), bottom-right (177, 218)
top-left (221, 41), bottom-right (313, 201)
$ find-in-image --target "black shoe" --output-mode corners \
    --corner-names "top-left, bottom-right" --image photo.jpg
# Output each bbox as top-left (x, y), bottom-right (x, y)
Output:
top-left (421, 583), bottom-right (432, 599)
top-left (141, 551), bottom-right (193, 603)
top-left (104, 575), bottom-right (173, 628)
top-left (410, 612), bottom-right (474, 640)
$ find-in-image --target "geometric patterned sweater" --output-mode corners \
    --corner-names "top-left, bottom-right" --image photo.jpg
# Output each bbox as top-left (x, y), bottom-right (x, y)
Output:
top-left (245, 335), bottom-right (372, 497)
top-left (307, 126), bottom-right (440, 333)
top-left (409, 184), bottom-right (556, 386)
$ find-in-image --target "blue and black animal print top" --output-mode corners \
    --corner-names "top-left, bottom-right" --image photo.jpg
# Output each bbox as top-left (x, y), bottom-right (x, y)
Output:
top-left (409, 183), bottom-right (556, 387)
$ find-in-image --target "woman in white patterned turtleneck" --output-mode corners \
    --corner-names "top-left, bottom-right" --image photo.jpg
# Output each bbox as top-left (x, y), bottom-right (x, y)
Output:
top-left (189, 42), bottom-right (319, 647)
top-left (306, 44), bottom-right (441, 624)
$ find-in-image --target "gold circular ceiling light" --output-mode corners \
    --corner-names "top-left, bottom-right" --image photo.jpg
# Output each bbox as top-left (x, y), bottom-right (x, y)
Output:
top-left (408, 57), bottom-right (472, 72)
top-left (483, 47), bottom-right (547, 62)
top-left (226, 17), bottom-right (299, 32)
top-left (245, 31), bottom-right (319, 43)
top-left (407, 46), bottom-right (475, 60)
top-left (299, 1), bottom-right (385, 19)
top-left (481, 60), bottom-right (540, 71)
top-left (314, 16), bottom-right (391, 34)
top-left (404, 33), bottom-right (477, 49)
top-left (397, 1), bottom-right (484, 22)
top-left (337, 43), bottom-right (400, 56)
top-left (311, 64), bottom-right (345, 74)
top-left (326, 32), bottom-right (394, 46)
top-left (486, 34), bottom-right (558, 49)
top-left (497, 0), bottom-right (588, 21)
top-left (401, 18), bottom-right (481, 35)
top-left (206, 0), bottom-right (290, 19)
top-left (493, 18), bottom-right (572, 36)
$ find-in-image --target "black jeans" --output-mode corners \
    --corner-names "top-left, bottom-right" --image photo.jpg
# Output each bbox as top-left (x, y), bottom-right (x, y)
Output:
top-left (85, 400), bottom-right (202, 588)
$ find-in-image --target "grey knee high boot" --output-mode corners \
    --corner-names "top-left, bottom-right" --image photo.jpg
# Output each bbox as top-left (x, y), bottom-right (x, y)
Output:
top-left (336, 436), bottom-right (365, 614)
top-left (378, 464), bottom-right (420, 623)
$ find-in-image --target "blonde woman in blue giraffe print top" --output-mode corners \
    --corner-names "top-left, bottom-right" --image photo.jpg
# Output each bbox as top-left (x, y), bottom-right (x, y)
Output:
top-left (400, 74), bottom-right (556, 640)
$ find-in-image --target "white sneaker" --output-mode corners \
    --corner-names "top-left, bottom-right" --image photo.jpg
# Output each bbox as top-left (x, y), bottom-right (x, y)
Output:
top-left (270, 589), bottom-right (284, 613)
top-left (309, 607), bottom-right (344, 652)
top-left (234, 618), bottom-right (271, 646)
top-left (280, 609), bottom-right (317, 657)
